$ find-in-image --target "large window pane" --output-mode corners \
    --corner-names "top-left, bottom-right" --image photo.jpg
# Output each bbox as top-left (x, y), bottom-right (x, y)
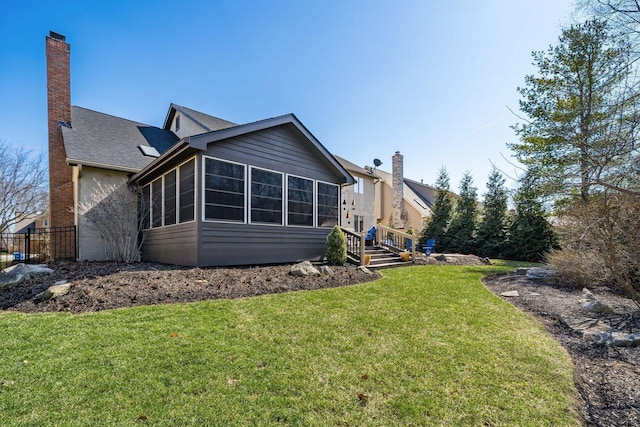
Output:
top-left (151, 178), bottom-right (162, 228)
top-left (287, 176), bottom-right (314, 226)
top-left (251, 168), bottom-right (283, 224)
top-left (317, 182), bottom-right (339, 227)
top-left (164, 170), bottom-right (177, 226)
top-left (141, 184), bottom-right (150, 230)
top-left (179, 159), bottom-right (195, 223)
top-left (204, 158), bottom-right (245, 222)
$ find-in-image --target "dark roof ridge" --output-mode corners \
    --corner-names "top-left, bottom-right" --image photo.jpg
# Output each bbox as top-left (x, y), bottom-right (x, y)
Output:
top-left (71, 105), bottom-right (157, 128)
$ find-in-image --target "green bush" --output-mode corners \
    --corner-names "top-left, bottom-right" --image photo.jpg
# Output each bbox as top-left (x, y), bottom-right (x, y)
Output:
top-left (325, 225), bottom-right (347, 265)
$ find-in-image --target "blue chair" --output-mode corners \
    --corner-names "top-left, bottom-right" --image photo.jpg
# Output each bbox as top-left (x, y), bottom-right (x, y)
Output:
top-left (405, 238), bottom-right (413, 251)
top-left (422, 239), bottom-right (436, 255)
top-left (365, 226), bottom-right (376, 246)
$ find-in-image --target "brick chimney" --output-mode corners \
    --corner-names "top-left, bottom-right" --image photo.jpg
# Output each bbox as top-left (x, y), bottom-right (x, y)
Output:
top-left (392, 151), bottom-right (405, 228)
top-left (46, 31), bottom-right (74, 227)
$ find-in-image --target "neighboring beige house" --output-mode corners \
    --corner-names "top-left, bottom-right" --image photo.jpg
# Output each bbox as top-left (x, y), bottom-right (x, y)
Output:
top-left (334, 155), bottom-right (379, 233)
top-left (374, 152), bottom-right (437, 234)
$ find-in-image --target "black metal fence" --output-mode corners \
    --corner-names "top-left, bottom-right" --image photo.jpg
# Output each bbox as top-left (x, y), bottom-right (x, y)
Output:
top-left (0, 226), bottom-right (76, 270)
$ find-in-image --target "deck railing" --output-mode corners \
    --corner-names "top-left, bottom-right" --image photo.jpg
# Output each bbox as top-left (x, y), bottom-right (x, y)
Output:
top-left (375, 224), bottom-right (416, 260)
top-left (341, 227), bottom-right (366, 266)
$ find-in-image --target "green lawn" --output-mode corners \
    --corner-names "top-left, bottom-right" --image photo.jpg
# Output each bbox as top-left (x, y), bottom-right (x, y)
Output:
top-left (0, 262), bottom-right (579, 426)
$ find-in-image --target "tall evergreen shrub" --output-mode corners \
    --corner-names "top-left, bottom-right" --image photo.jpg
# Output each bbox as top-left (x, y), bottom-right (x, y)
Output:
top-left (325, 225), bottom-right (347, 265)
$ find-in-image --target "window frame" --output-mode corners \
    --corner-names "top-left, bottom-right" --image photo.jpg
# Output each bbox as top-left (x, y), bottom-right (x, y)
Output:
top-left (316, 180), bottom-right (340, 228)
top-left (285, 173), bottom-right (315, 228)
top-left (141, 156), bottom-right (197, 230)
top-left (249, 166), bottom-right (284, 226)
top-left (202, 155), bottom-right (247, 224)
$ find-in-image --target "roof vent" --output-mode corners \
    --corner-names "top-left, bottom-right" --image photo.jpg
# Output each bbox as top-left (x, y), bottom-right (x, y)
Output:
top-left (138, 145), bottom-right (160, 158)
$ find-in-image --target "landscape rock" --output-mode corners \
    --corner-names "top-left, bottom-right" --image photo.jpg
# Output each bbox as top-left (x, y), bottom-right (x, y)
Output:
top-left (525, 268), bottom-right (553, 280)
top-left (0, 272), bottom-right (27, 291)
top-left (1, 264), bottom-right (55, 292)
top-left (289, 261), bottom-right (320, 276)
top-left (501, 290), bottom-right (520, 297)
top-left (357, 266), bottom-right (373, 275)
top-left (593, 330), bottom-right (640, 347)
top-left (580, 288), bottom-right (614, 314)
top-left (317, 265), bottom-right (332, 275)
top-left (35, 282), bottom-right (71, 302)
top-left (561, 316), bottom-right (612, 340)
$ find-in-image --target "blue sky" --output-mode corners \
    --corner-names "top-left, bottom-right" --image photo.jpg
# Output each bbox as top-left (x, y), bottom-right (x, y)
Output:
top-left (1, 0), bottom-right (574, 193)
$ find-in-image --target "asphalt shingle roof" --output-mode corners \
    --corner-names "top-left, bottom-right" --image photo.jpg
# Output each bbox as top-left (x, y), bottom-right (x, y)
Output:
top-left (62, 106), bottom-right (179, 172)
top-left (168, 104), bottom-right (237, 133)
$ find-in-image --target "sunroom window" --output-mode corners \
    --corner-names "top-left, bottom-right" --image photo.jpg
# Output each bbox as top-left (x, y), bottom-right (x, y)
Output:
top-left (250, 167), bottom-right (283, 224)
top-left (317, 182), bottom-right (339, 227)
top-left (287, 175), bottom-right (314, 227)
top-left (204, 157), bottom-right (245, 222)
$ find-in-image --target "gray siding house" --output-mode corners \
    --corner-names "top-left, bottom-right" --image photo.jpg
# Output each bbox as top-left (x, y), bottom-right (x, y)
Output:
top-left (46, 32), bottom-right (354, 267)
top-left (131, 107), bottom-right (354, 266)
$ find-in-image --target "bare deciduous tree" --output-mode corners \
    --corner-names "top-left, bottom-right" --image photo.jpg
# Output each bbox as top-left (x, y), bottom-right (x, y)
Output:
top-left (549, 191), bottom-right (640, 307)
top-left (75, 178), bottom-right (146, 263)
top-left (0, 140), bottom-right (48, 234)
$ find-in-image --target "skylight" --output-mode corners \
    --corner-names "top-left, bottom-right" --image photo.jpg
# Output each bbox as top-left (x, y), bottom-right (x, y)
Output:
top-left (138, 145), bottom-right (160, 157)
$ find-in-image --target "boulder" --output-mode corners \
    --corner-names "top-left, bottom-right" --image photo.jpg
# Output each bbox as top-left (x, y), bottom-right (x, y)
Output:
top-left (561, 316), bottom-right (612, 340)
top-left (317, 265), bottom-right (332, 275)
top-left (580, 288), bottom-right (614, 314)
top-left (594, 331), bottom-right (640, 347)
top-left (525, 268), bottom-right (553, 280)
top-left (0, 271), bottom-right (27, 291)
top-left (290, 261), bottom-right (320, 276)
top-left (35, 281), bottom-right (71, 302)
top-left (1, 263), bottom-right (55, 291)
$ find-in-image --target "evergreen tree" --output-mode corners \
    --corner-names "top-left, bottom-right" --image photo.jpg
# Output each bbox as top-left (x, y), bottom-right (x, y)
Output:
top-left (447, 171), bottom-right (478, 254)
top-left (419, 167), bottom-right (453, 252)
top-left (476, 168), bottom-right (509, 258)
top-left (325, 225), bottom-right (347, 265)
top-left (510, 19), bottom-right (637, 202)
top-left (505, 173), bottom-right (558, 262)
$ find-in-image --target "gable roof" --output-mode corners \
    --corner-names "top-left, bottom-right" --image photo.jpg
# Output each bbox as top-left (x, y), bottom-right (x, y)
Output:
top-left (132, 113), bottom-right (355, 186)
top-left (163, 103), bottom-right (237, 133)
top-left (404, 178), bottom-right (437, 209)
top-left (333, 154), bottom-right (380, 179)
top-left (62, 106), bottom-right (179, 172)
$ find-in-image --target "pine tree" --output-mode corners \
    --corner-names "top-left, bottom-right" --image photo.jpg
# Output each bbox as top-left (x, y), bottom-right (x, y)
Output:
top-left (419, 167), bottom-right (453, 252)
top-left (447, 171), bottom-right (478, 254)
top-left (505, 174), bottom-right (558, 262)
top-left (476, 168), bottom-right (508, 258)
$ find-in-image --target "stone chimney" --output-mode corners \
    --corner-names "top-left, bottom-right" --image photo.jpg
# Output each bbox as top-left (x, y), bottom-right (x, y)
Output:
top-left (392, 151), bottom-right (405, 228)
top-left (46, 31), bottom-right (74, 227)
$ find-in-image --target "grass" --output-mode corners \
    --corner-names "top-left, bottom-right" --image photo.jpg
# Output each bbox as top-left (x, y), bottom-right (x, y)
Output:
top-left (0, 262), bottom-right (579, 426)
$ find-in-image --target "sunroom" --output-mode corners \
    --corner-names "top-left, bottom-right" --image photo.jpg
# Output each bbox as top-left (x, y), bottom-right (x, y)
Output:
top-left (130, 114), bottom-right (354, 267)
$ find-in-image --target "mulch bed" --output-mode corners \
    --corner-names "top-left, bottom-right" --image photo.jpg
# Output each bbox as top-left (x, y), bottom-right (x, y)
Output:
top-left (483, 272), bottom-right (640, 427)
top-left (0, 261), bottom-right (380, 314)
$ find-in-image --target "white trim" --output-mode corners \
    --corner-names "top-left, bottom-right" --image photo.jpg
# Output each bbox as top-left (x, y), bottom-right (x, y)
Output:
top-left (142, 156), bottom-right (198, 230)
top-left (201, 155), bottom-right (247, 224)
top-left (249, 166), bottom-right (284, 226)
top-left (316, 180), bottom-right (340, 228)
top-left (285, 173), bottom-right (315, 228)
top-left (177, 156), bottom-right (197, 225)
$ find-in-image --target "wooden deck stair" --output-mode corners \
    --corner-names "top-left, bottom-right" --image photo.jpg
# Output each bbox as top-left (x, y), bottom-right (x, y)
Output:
top-left (364, 246), bottom-right (413, 269)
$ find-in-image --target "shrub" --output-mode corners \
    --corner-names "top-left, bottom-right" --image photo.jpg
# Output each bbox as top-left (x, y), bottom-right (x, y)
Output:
top-left (546, 248), bottom-right (609, 289)
top-left (325, 225), bottom-right (347, 265)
